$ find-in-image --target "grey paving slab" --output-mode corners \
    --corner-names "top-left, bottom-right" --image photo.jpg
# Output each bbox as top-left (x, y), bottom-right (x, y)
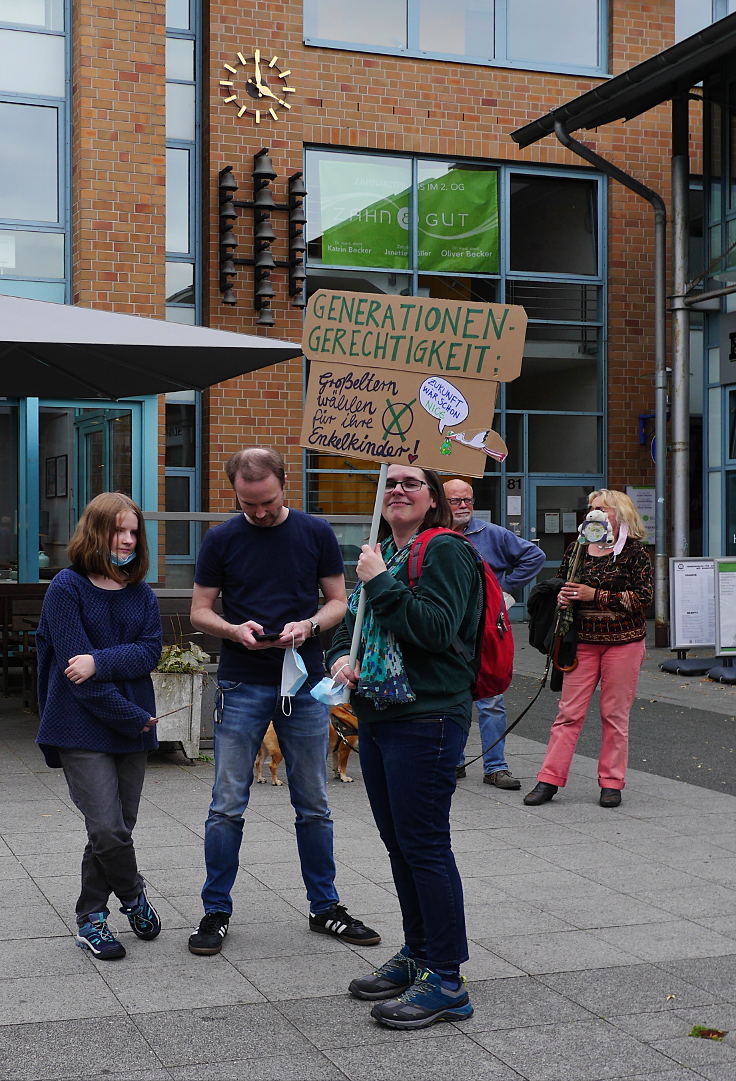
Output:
top-left (0, 1017), bottom-right (166, 1080)
top-left (216, 919), bottom-right (346, 961)
top-left (537, 964), bottom-right (718, 1016)
top-left (473, 1018), bottom-right (679, 1081)
top-left (0, 855), bottom-right (33, 880)
top-left (470, 900), bottom-right (574, 938)
top-left (101, 956), bottom-right (265, 1012)
top-left (0, 935), bottom-right (96, 977)
top-left (132, 1002), bottom-right (320, 1067)
top-left (2, 827), bottom-right (89, 856)
top-left (646, 882), bottom-right (736, 919)
top-left (276, 992), bottom-right (459, 1050)
top-left (657, 954), bottom-right (736, 999)
top-left (324, 1031), bottom-right (519, 1080)
top-left (233, 949), bottom-right (374, 1000)
top-left (167, 1053), bottom-right (345, 1080)
top-left (595, 919), bottom-right (736, 963)
top-left (455, 975), bottom-right (596, 1031)
top-left (0, 972), bottom-right (125, 1025)
top-left (487, 928), bottom-right (644, 975)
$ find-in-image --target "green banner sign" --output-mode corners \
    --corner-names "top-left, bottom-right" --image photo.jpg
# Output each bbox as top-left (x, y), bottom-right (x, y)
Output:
top-left (318, 159), bottom-right (498, 274)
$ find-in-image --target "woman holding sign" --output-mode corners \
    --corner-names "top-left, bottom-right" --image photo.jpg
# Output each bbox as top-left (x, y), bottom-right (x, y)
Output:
top-left (326, 463), bottom-right (481, 1030)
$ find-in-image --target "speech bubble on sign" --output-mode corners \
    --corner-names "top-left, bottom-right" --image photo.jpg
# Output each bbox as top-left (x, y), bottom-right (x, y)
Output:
top-left (419, 377), bottom-right (469, 433)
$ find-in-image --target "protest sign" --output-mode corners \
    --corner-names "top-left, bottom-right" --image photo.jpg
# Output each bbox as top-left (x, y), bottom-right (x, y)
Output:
top-left (300, 290), bottom-right (526, 477)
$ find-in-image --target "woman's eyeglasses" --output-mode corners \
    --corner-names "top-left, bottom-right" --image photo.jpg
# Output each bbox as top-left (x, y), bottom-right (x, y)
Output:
top-left (447, 497), bottom-right (474, 506)
top-left (385, 478), bottom-right (428, 493)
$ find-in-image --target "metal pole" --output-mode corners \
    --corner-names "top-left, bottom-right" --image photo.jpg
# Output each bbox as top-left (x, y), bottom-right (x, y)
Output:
top-left (552, 122), bottom-right (669, 643)
top-left (671, 95), bottom-right (691, 558)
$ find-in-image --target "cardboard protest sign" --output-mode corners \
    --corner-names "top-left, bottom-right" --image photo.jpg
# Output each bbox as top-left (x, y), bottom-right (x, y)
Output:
top-left (300, 290), bottom-right (526, 477)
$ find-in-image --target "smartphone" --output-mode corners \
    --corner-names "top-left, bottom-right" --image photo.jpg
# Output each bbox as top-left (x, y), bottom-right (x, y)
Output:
top-left (253, 631), bottom-right (280, 641)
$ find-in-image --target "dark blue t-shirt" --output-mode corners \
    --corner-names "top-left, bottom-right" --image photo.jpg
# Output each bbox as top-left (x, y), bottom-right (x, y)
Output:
top-left (194, 509), bottom-right (344, 682)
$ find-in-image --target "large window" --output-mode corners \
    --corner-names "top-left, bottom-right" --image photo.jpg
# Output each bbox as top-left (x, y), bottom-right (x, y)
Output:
top-left (304, 0), bottom-right (606, 74)
top-left (305, 149), bottom-right (605, 520)
top-left (676, 0), bottom-right (736, 42)
top-left (0, 4), bottom-right (67, 303)
top-left (166, 0), bottom-right (198, 325)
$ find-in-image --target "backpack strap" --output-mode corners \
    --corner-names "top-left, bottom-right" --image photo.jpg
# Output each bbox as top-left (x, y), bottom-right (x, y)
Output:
top-left (407, 527), bottom-right (482, 665)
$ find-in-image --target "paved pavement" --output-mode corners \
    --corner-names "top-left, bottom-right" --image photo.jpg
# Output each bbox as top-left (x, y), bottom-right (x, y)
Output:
top-left (1, 628), bottom-right (735, 1080)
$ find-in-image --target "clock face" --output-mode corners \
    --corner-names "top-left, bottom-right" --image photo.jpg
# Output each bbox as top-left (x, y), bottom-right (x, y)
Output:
top-left (220, 48), bottom-right (296, 123)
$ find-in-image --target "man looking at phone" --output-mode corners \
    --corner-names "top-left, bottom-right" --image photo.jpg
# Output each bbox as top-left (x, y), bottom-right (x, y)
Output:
top-left (187, 447), bottom-right (380, 955)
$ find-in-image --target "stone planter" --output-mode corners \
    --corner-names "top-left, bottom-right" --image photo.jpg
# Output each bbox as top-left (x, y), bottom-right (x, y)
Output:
top-left (151, 670), bottom-right (204, 761)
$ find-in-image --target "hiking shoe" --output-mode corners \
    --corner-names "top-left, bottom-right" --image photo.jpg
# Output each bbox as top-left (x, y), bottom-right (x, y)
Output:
top-left (348, 946), bottom-right (418, 1000)
top-left (75, 913), bottom-right (126, 960)
top-left (119, 890), bottom-right (161, 940)
top-left (188, 911), bottom-right (230, 955)
top-left (370, 968), bottom-right (473, 1029)
top-left (484, 769), bottom-right (521, 790)
top-left (309, 903), bottom-right (381, 946)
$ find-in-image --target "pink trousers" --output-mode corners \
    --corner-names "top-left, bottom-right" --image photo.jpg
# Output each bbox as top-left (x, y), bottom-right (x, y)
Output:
top-left (537, 639), bottom-right (646, 791)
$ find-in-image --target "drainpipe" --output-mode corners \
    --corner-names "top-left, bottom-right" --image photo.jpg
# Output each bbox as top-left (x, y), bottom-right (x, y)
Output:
top-left (553, 121), bottom-right (669, 644)
top-left (670, 95), bottom-right (690, 559)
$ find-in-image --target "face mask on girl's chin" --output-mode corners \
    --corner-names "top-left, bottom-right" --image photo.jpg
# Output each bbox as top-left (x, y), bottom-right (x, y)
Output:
top-left (280, 641), bottom-right (308, 713)
top-left (110, 550), bottom-right (137, 567)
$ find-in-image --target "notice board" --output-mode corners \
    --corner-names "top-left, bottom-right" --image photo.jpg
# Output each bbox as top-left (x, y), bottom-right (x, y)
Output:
top-left (669, 558), bottom-right (716, 650)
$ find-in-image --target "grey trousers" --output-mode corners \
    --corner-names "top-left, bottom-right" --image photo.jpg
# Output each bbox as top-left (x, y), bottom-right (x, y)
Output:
top-left (58, 748), bottom-right (147, 919)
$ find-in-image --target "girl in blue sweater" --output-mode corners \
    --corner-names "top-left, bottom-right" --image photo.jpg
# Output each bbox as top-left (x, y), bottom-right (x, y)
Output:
top-left (36, 492), bottom-right (162, 959)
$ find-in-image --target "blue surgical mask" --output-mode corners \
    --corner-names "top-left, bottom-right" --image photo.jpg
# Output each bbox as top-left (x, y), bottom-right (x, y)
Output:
top-left (110, 550), bottom-right (137, 567)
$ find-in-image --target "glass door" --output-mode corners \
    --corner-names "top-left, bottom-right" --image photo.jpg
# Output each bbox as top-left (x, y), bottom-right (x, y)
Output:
top-left (529, 479), bottom-right (601, 579)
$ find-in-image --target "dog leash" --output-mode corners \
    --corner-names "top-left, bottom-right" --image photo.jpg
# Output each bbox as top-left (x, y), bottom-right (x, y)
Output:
top-left (461, 650), bottom-right (553, 770)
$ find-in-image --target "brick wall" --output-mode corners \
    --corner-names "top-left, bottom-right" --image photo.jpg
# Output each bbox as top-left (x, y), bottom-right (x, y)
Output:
top-left (71, 0), bottom-right (166, 314)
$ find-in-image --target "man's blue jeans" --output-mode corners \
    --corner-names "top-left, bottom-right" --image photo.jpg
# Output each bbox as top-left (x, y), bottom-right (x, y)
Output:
top-left (202, 680), bottom-right (339, 915)
top-left (458, 694), bottom-right (509, 773)
top-left (358, 716), bottom-right (468, 971)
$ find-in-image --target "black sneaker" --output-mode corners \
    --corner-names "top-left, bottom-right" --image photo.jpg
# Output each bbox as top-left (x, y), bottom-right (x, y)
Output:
top-left (349, 947), bottom-right (418, 999)
top-left (309, 903), bottom-right (381, 946)
top-left (188, 911), bottom-right (230, 955)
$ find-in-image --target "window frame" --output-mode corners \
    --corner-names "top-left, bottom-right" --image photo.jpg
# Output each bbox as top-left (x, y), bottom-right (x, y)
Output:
top-left (0, 11), bottom-right (69, 301)
top-left (304, 0), bottom-right (609, 78)
top-left (303, 147), bottom-right (608, 504)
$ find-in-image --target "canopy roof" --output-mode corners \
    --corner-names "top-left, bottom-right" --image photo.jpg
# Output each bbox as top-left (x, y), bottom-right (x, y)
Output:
top-left (0, 293), bottom-right (302, 400)
top-left (512, 12), bottom-right (736, 148)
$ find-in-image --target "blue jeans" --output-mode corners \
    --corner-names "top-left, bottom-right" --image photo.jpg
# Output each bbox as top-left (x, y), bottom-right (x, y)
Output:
top-left (458, 694), bottom-right (509, 773)
top-left (202, 680), bottom-right (338, 915)
top-left (358, 716), bottom-right (468, 971)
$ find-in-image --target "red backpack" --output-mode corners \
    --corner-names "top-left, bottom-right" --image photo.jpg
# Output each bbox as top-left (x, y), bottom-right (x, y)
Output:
top-left (407, 527), bottom-right (514, 699)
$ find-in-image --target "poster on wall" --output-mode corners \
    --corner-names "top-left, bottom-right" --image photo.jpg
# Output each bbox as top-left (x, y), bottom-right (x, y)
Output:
top-left (715, 558), bottom-right (736, 656)
top-left (316, 157), bottom-right (499, 273)
top-left (669, 558), bottom-right (715, 650)
top-left (300, 289), bottom-right (527, 477)
top-left (626, 485), bottom-right (655, 545)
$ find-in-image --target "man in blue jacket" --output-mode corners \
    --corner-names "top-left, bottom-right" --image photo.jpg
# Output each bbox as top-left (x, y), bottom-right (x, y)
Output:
top-left (444, 478), bottom-right (545, 789)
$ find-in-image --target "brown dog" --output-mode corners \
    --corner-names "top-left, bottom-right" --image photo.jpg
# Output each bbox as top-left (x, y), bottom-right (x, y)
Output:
top-left (254, 721), bottom-right (284, 786)
top-left (329, 703), bottom-right (359, 783)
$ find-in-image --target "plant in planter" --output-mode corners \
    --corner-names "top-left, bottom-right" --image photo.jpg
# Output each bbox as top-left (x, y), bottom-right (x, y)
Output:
top-left (151, 641), bottom-right (210, 761)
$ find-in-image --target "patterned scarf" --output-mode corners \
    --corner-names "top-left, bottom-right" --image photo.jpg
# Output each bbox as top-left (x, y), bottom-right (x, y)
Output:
top-left (347, 535), bottom-right (416, 710)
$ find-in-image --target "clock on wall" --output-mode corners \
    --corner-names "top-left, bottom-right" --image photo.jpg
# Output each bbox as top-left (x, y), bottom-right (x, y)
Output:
top-left (220, 48), bottom-right (296, 124)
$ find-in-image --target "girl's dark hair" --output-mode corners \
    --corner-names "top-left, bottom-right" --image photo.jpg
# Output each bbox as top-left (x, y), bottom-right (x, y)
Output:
top-left (377, 467), bottom-right (452, 541)
top-left (67, 492), bottom-right (149, 585)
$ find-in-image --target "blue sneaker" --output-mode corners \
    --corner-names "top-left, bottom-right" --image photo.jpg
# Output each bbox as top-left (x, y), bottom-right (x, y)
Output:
top-left (349, 945), bottom-right (418, 1000)
top-left (370, 968), bottom-right (474, 1029)
top-left (119, 890), bottom-right (161, 940)
top-left (75, 913), bottom-right (126, 960)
